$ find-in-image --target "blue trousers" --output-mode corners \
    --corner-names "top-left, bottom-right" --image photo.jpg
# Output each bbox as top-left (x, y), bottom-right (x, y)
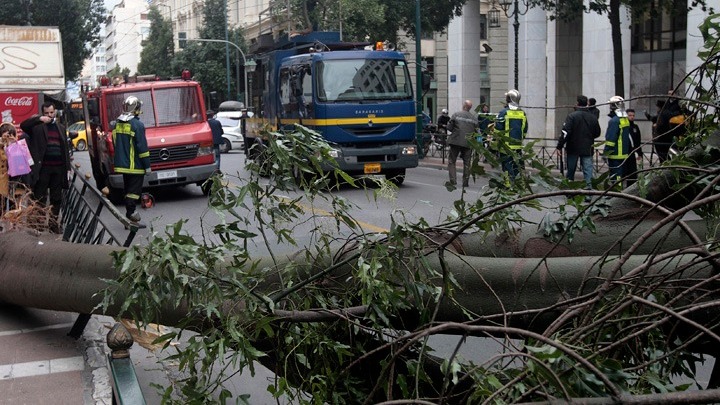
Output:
top-left (565, 154), bottom-right (593, 189)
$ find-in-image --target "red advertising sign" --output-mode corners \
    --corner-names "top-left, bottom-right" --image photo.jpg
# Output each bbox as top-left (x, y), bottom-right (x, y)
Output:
top-left (1, 92), bottom-right (39, 133)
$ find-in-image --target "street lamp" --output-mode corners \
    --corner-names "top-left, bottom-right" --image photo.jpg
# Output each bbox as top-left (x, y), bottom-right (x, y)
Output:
top-left (182, 38), bottom-right (253, 108)
top-left (496, 0), bottom-right (529, 90)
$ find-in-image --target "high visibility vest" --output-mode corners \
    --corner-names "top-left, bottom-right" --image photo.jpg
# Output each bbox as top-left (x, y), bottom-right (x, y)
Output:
top-left (502, 109), bottom-right (527, 150)
top-left (605, 117), bottom-right (630, 159)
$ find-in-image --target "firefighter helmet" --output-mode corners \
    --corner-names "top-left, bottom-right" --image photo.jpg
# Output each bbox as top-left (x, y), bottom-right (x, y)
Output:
top-left (608, 95), bottom-right (624, 111)
top-left (123, 96), bottom-right (143, 115)
top-left (505, 89), bottom-right (521, 109)
top-left (441, 108), bottom-right (448, 115)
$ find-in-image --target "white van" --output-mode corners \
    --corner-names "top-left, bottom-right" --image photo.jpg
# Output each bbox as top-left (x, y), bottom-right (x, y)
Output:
top-left (215, 110), bottom-right (245, 153)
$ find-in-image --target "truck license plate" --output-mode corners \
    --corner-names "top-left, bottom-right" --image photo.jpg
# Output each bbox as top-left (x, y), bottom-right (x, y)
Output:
top-left (157, 170), bottom-right (177, 180)
top-left (364, 163), bottom-right (381, 174)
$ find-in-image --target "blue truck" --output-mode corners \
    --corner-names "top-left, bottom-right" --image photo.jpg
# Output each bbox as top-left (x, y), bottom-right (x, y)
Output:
top-left (245, 32), bottom-right (420, 185)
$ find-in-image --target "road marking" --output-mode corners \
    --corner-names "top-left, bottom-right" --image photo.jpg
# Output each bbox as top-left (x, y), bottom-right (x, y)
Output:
top-left (0, 322), bottom-right (76, 337)
top-left (277, 196), bottom-right (389, 233)
top-left (0, 356), bottom-right (84, 380)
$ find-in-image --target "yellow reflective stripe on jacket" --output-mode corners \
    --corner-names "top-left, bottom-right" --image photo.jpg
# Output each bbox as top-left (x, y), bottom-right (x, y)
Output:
top-left (504, 110), bottom-right (526, 150)
top-left (606, 117), bottom-right (629, 159)
top-left (113, 122), bottom-right (145, 174)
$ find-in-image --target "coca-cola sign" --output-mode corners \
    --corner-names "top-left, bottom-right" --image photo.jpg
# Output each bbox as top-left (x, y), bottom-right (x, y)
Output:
top-left (4, 96), bottom-right (34, 107)
top-left (0, 92), bottom-right (38, 129)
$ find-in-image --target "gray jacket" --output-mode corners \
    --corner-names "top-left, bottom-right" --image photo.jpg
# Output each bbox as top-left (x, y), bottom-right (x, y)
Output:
top-left (446, 110), bottom-right (478, 148)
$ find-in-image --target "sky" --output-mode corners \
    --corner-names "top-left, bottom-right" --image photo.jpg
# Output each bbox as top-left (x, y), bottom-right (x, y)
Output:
top-left (104, 0), bottom-right (120, 10)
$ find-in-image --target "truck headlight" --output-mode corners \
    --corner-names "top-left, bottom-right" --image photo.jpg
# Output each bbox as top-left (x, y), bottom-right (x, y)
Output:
top-left (328, 149), bottom-right (340, 158)
top-left (402, 146), bottom-right (417, 155)
top-left (198, 145), bottom-right (214, 156)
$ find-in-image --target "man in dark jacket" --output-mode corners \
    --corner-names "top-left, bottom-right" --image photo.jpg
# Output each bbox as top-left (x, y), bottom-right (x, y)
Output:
top-left (113, 96), bottom-right (151, 223)
top-left (556, 95), bottom-right (601, 190)
top-left (655, 96), bottom-right (686, 162)
top-left (206, 110), bottom-right (224, 170)
top-left (20, 102), bottom-right (71, 233)
top-left (446, 100), bottom-right (478, 188)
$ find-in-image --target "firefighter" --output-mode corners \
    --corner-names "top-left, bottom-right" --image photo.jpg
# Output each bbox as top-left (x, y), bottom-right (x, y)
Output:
top-left (495, 89), bottom-right (528, 183)
top-left (112, 96), bottom-right (151, 223)
top-left (603, 95), bottom-right (631, 189)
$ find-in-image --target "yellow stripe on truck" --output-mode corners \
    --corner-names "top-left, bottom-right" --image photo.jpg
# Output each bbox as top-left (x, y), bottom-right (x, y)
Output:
top-left (279, 115), bottom-right (417, 126)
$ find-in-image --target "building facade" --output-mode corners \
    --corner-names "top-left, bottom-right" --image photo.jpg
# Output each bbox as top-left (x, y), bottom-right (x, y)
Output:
top-left (445, 0), bottom-right (713, 143)
top-left (104, 0), bottom-right (151, 75)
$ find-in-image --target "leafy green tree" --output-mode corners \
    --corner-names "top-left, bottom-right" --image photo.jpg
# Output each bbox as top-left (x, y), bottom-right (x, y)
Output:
top-left (0, 0), bottom-right (105, 82)
top-left (106, 65), bottom-right (130, 79)
top-left (171, 0), bottom-right (248, 102)
top-left (137, 6), bottom-right (175, 78)
top-left (287, 0), bottom-right (469, 46)
top-left (528, 0), bottom-right (715, 96)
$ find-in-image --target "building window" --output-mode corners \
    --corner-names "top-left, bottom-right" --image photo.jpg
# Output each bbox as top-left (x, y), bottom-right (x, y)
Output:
top-left (422, 57), bottom-right (435, 77)
top-left (480, 79), bottom-right (490, 105)
top-left (179, 32), bottom-right (187, 48)
top-left (631, 1), bottom-right (687, 52)
top-left (479, 14), bottom-right (488, 40)
top-left (479, 57), bottom-right (488, 75)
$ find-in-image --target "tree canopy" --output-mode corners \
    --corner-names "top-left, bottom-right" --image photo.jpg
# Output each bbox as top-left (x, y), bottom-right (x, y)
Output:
top-left (0, 0), bottom-right (105, 82)
top-left (286, 0), bottom-right (468, 46)
top-left (137, 6), bottom-right (175, 79)
top-left (168, 0), bottom-right (247, 103)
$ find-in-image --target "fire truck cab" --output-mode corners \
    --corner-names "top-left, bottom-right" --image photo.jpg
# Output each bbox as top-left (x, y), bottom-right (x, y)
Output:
top-left (85, 75), bottom-right (216, 198)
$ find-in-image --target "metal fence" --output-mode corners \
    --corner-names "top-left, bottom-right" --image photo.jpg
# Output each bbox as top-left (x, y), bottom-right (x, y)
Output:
top-left (423, 134), bottom-right (665, 174)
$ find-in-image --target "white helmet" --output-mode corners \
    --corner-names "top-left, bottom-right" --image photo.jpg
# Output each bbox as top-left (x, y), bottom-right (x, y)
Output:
top-left (505, 89), bottom-right (521, 109)
top-left (123, 96), bottom-right (142, 115)
top-left (441, 108), bottom-right (448, 115)
top-left (608, 95), bottom-right (624, 111)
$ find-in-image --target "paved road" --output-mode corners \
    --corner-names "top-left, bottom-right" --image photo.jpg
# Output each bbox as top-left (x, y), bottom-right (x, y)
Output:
top-left (3, 151), bottom-right (714, 403)
top-left (0, 152), bottom-right (466, 404)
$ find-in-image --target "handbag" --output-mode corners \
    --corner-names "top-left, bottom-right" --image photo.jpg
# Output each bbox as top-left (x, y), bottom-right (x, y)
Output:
top-left (16, 138), bottom-right (34, 166)
top-left (6, 141), bottom-right (31, 177)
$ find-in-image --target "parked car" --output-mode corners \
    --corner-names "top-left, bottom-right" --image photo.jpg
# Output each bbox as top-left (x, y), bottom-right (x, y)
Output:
top-left (66, 121), bottom-right (88, 151)
top-left (215, 110), bottom-right (253, 153)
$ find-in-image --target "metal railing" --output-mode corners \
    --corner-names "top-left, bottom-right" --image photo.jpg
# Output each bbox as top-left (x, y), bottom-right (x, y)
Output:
top-left (423, 135), bottom-right (666, 174)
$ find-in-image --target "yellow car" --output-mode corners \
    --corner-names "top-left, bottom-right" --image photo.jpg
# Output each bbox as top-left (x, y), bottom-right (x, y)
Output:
top-left (67, 121), bottom-right (88, 151)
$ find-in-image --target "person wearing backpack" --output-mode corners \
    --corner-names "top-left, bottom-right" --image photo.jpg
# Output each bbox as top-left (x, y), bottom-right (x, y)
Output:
top-left (655, 95), bottom-right (686, 162)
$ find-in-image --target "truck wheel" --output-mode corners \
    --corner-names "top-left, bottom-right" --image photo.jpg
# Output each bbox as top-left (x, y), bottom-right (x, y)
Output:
top-left (385, 169), bottom-right (406, 186)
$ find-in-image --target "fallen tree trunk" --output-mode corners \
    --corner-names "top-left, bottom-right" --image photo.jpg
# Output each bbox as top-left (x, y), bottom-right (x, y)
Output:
top-left (1, 231), bottom-right (718, 341)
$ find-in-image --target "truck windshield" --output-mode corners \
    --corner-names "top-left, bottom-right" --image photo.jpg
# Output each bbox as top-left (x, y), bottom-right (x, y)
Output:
top-left (316, 59), bottom-right (413, 102)
top-left (106, 87), bottom-right (203, 127)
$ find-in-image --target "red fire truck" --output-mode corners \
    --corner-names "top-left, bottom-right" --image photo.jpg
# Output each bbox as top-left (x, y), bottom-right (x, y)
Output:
top-left (83, 73), bottom-right (216, 200)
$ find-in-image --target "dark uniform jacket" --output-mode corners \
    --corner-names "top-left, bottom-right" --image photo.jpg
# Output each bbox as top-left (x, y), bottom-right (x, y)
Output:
top-left (19, 115), bottom-right (70, 188)
top-left (113, 115), bottom-right (150, 174)
top-left (557, 108), bottom-right (601, 156)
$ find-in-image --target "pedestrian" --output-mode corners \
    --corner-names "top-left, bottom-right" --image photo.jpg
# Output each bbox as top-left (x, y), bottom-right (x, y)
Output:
top-left (436, 108), bottom-right (450, 134)
top-left (207, 110), bottom-right (224, 170)
top-left (588, 98), bottom-right (600, 120)
top-left (495, 89), bottom-right (528, 182)
top-left (655, 94), bottom-right (687, 162)
top-left (603, 96), bottom-right (631, 188)
top-left (20, 102), bottom-right (71, 233)
top-left (445, 100), bottom-right (478, 188)
top-left (556, 95), bottom-right (601, 191)
top-left (477, 103), bottom-right (493, 143)
top-left (623, 108), bottom-right (643, 186)
top-left (112, 96), bottom-right (151, 223)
